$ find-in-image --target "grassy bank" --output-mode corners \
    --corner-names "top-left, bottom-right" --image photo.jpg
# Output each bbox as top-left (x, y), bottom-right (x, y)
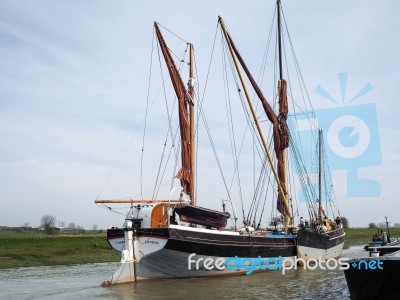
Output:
top-left (344, 227), bottom-right (400, 247)
top-left (0, 229), bottom-right (119, 269)
top-left (2, 227), bottom-right (400, 269)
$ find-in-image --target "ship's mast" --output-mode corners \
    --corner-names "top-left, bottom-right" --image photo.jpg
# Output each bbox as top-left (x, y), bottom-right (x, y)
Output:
top-left (277, 0), bottom-right (290, 225)
top-left (188, 44), bottom-right (195, 206)
top-left (318, 129), bottom-right (323, 223)
top-left (277, 0), bottom-right (284, 81)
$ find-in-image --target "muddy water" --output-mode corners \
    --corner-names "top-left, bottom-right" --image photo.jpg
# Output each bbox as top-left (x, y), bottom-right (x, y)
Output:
top-left (0, 246), bottom-right (365, 299)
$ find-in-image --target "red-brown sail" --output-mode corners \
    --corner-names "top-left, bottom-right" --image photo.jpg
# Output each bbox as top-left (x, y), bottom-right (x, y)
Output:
top-left (223, 30), bottom-right (289, 216)
top-left (154, 23), bottom-right (192, 197)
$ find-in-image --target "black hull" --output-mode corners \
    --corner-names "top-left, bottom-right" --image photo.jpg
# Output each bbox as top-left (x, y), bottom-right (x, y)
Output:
top-left (297, 227), bottom-right (345, 250)
top-left (138, 227), bottom-right (297, 258)
top-left (106, 228), bottom-right (124, 248)
top-left (107, 226), bottom-right (346, 258)
top-left (344, 257), bottom-right (400, 299)
top-left (107, 228), bottom-right (124, 239)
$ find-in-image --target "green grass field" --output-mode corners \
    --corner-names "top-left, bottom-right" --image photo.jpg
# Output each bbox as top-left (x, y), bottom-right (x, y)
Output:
top-left (343, 227), bottom-right (400, 247)
top-left (1, 227), bottom-right (400, 269)
top-left (0, 229), bottom-right (119, 269)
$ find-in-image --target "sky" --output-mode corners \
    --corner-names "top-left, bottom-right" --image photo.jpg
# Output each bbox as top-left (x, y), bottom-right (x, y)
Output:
top-left (1, 0), bottom-right (399, 230)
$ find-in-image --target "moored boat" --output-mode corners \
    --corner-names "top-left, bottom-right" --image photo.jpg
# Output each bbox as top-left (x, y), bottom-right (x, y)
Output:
top-left (344, 250), bottom-right (400, 299)
top-left (96, 0), bottom-right (344, 285)
top-left (364, 218), bottom-right (400, 251)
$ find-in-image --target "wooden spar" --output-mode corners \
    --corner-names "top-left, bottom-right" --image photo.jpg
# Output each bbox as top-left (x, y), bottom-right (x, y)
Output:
top-left (277, 0), bottom-right (284, 81)
top-left (218, 16), bottom-right (292, 225)
top-left (95, 199), bottom-right (186, 204)
top-left (318, 129), bottom-right (323, 223)
top-left (277, 0), bottom-right (290, 225)
top-left (278, 80), bottom-right (289, 222)
top-left (189, 43), bottom-right (195, 206)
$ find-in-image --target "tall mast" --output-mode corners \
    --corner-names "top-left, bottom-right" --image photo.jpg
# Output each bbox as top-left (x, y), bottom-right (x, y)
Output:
top-left (277, 0), bottom-right (283, 81)
top-left (318, 129), bottom-right (323, 223)
top-left (277, 0), bottom-right (289, 223)
top-left (188, 44), bottom-right (195, 206)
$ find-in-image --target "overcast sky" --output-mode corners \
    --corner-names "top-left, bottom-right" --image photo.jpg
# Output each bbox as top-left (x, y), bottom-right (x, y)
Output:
top-left (1, 0), bottom-right (399, 229)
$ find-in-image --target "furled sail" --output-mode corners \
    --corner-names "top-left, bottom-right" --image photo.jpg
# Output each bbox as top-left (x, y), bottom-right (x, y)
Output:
top-left (223, 30), bottom-right (290, 217)
top-left (154, 23), bottom-right (192, 197)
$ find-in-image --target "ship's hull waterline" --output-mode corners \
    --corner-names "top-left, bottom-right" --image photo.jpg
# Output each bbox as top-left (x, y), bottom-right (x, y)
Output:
top-left (102, 224), bottom-right (345, 285)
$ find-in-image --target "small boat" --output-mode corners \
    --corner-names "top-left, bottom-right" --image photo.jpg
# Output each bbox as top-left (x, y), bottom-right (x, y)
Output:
top-left (344, 250), bottom-right (400, 299)
top-left (174, 204), bottom-right (230, 229)
top-left (364, 217), bottom-right (400, 251)
top-left (369, 244), bottom-right (400, 256)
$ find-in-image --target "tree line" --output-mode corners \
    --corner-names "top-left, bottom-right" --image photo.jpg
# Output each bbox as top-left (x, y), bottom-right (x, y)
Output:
top-left (40, 214), bottom-right (99, 235)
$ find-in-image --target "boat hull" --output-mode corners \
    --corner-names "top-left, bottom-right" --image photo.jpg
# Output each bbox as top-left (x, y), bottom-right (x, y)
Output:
top-left (138, 248), bottom-right (298, 280)
top-left (296, 227), bottom-right (345, 260)
top-left (162, 226), bottom-right (296, 257)
top-left (344, 255), bottom-right (400, 299)
top-left (103, 225), bottom-right (297, 284)
top-left (107, 228), bottom-right (125, 252)
top-left (104, 225), bottom-right (345, 284)
top-left (107, 226), bottom-right (297, 257)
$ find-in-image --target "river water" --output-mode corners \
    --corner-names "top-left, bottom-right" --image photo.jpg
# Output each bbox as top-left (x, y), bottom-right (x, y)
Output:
top-left (0, 246), bottom-right (365, 299)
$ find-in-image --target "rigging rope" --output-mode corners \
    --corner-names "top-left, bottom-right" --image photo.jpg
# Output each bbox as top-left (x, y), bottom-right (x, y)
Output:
top-left (197, 22), bottom-right (236, 212)
top-left (151, 41), bottom-right (189, 199)
top-left (221, 37), bottom-right (245, 223)
top-left (140, 28), bottom-right (156, 200)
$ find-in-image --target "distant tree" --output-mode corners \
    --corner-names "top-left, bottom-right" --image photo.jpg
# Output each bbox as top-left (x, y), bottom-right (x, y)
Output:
top-left (76, 225), bottom-right (85, 234)
top-left (269, 217), bottom-right (283, 229)
top-left (393, 223), bottom-right (400, 228)
top-left (68, 222), bottom-right (76, 229)
top-left (92, 224), bottom-right (98, 231)
top-left (21, 222), bottom-right (31, 229)
top-left (368, 222), bottom-right (377, 229)
top-left (41, 215), bottom-right (56, 235)
top-left (341, 217), bottom-right (349, 228)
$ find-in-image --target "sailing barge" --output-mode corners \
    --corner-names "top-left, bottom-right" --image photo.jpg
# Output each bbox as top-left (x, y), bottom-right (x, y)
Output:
top-left (96, 0), bottom-right (345, 284)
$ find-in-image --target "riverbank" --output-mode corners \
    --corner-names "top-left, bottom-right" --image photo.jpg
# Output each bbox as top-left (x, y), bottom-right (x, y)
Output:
top-left (1, 227), bottom-right (400, 269)
top-left (343, 227), bottom-right (400, 247)
top-left (0, 229), bottom-right (119, 269)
